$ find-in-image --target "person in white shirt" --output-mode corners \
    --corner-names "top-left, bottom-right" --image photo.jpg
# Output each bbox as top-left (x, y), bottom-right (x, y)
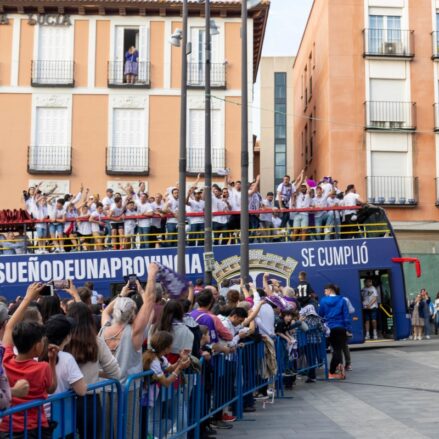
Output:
top-left (89, 202), bottom-right (106, 251)
top-left (361, 278), bottom-right (379, 340)
top-left (136, 193), bottom-right (154, 249)
top-left (342, 184), bottom-right (364, 239)
top-left (77, 205), bottom-right (93, 251)
top-left (63, 203), bottom-right (79, 251)
top-left (150, 193), bottom-right (165, 247)
top-left (312, 185), bottom-right (329, 240)
top-left (123, 199), bottom-right (138, 249)
top-left (108, 196), bottom-right (125, 250)
top-left (225, 174), bottom-right (242, 237)
top-left (49, 198), bottom-right (66, 253)
top-left (293, 184), bottom-right (311, 241)
top-left (101, 188), bottom-right (114, 212)
top-left (260, 192), bottom-right (275, 242)
top-left (277, 170), bottom-right (304, 228)
top-left (164, 188), bottom-right (179, 247)
top-left (31, 196), bottom-right (50, 254)
top-left (212, 186), bottom-right (231, 245)
top-left (320, 177), bottom-right (334, 198)
top-left (186, 187), bottom-right (205, 247)
top-left (326, 191), bottom-right (341, 239)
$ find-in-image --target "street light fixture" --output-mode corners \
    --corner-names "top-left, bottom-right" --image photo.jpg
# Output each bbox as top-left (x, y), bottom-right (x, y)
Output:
top-left (169, 29), bottom-right (183, 47)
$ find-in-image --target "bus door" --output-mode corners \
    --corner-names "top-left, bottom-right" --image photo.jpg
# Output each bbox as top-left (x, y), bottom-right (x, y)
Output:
top-left (359, 270), bottom-right (394, 341)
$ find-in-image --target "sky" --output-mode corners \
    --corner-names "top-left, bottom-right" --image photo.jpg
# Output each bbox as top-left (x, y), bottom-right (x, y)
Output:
top-left (253, 0), bottom-right (313, 135)
top-left (261, 0), bottom-right (313, 57)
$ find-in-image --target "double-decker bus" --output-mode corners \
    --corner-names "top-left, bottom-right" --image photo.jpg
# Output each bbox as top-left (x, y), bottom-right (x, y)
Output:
top-left (0, 205), bottom-right (419, 343)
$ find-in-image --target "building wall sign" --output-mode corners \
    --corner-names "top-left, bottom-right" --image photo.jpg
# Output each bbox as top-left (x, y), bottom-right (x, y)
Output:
top-left (28, 14), bottom-right (72, 27)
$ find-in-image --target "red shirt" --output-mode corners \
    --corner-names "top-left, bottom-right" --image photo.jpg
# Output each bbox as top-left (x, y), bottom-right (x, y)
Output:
top-left (0, 345), bottom-right (52, 432)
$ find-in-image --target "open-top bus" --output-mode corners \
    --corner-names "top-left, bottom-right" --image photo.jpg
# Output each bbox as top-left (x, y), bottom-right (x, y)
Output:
top-left (0, 205), bottom-right (419, 343)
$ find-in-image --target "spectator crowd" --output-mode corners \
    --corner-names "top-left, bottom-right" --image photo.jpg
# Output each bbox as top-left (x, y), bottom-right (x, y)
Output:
top-left (0, 266), bottom-right (355, 439)
top-left (5, 171), bottom-right (365, 254)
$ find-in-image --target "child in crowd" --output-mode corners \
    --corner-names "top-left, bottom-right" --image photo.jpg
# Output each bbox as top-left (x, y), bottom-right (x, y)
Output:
top-left (141, 331), bottom-right (190, 439)
top-left (0, 282), bottom-right (58, 439)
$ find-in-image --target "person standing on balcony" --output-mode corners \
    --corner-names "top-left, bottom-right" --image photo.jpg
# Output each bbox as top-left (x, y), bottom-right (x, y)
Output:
top-left (124, 46), bottom-right (139, 85)
top-left (186, 186), bottom-right (205, 247)
top-left (212, 186), bottom-right (231, 246)
top-left (163, 188), bottom-right (179, 247)
top-left (136, 192), bottom-right (154, 249)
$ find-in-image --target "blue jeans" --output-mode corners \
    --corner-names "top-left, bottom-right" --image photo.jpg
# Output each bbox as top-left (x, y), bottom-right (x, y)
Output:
top-left (189, 223), bottom-right (204, 246)
top-left (314, 212), bottom-right (329, 240)
top-left (165, 223), bottom-right (178, 247)
top-left (138, 226), bottom-right (151, 249)
top-left (327, 212), bottom-right (341, 239)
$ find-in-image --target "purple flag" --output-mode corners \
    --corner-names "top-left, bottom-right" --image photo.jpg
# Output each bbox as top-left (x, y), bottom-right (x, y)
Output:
top-left (155, 263), bottom-right (189, 298)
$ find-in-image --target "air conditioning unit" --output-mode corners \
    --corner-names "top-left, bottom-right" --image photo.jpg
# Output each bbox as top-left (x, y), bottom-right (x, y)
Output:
top-left (382, 41), bottom-right (403, 55)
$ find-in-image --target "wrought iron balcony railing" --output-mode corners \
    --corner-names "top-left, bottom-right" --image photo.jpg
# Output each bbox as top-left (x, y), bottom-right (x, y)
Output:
top-left (187, 148), bottom-right (225, 174)
top-left (107, 61), bottom-right (151, 88)
top-left (366, 176), bottom-right (418, 206)
top-left (31, 60), bottom-right (75, 87)
top-left (28, 146), bottom-right (72, 174)
top-left (363, 28), bottom-right (414, 58)
top-left (432, 31), bottom-right (439, 59)
top-left (106, 147), bottom-right (149, 175)
top-left (434, 103), bottom-right (439, 131)
top-left (365, 101), bottom-right (416, 131)
top-left (187, 63), bottom-right (227, 88)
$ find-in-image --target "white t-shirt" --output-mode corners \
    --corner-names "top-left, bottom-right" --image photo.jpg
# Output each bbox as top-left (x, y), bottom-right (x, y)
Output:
top-left (77, 217), bottom-right (92, 235)
top-left (212, 196), bottom-right (229, 224)
top-left (260, 199), bottom-right (274, 222)
top-left (136, 201), bottom-right (153, 228)
top-left (90, 211), bottom-right (105, 233)
top-left (146, 356), bottom-right (170, 406)
top-left (124, 208), bottom-right (138, 233)
top-left (229, 189), bottom-right (241, 211)
top-left (102, 196), bottom-right (114, 211)
top-left (166, 197), bottom-right (179, 224)
top-left (55, 351), bottom-right (84, 393)
top-left (320, 182), bottom-right (333, 198)
top-left (295, 193), bottom-right (311, 209)
top-left (327, 196), bottom-right (341, 219)
top-left (277, 183), bottom-right (295, 206)
top-left (361, 286), bottom-right (379, 309)
top-left (187, 199), bottom-right (205, 225)
top-left (150, 201), bottom-right (164, 229)
top-left (343, 192), bottom-right (360, 215)
top-left (312, 195), bottom-right (328, 218)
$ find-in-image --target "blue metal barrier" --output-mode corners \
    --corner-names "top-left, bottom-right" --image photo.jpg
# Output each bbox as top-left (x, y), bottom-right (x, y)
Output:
top-left (0, 335), bottom-right (327, 439)
top-left (0, 379), bottom-right (121, 439)
top-left (276, 329), bottom-right (328, 397)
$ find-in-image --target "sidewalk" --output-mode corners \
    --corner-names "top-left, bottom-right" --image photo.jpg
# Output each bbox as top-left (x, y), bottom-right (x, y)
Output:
top-left (218, 339), bottom-right (439, 439)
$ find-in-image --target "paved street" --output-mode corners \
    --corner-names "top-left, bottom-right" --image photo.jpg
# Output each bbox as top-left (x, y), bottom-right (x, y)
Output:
top-left (218, 339), bottom-right (439, 439)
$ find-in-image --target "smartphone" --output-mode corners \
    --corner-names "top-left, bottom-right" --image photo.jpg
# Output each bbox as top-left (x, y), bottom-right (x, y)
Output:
top-left (127, 274), bottom-right (138, 291)
top-left (53, 280), bottom-right (70, 290)
top-left (40, 284), bottom-right (54, 296)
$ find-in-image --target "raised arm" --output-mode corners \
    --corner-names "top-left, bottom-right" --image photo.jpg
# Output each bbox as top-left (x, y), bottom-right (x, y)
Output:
top-left (293, 170), bottom-right (305, 188)
top-left (248, 175), bottom-right (260, 196)
top-left (3, 283), bottom-right (43, 346)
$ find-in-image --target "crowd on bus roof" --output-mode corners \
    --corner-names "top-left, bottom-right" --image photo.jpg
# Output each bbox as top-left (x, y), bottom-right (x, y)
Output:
top-left (8, 170), bottom-right (365, 254)
top-left (0, 266), bottom-right (355, 438)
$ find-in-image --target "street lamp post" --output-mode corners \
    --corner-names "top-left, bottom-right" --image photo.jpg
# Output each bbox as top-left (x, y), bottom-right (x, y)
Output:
top-left (170, 0), bottom-right (189, 276)
top-left (204, 0), bottom-right (214, 284)
top-left (240, 0), bottom-right (260, 282)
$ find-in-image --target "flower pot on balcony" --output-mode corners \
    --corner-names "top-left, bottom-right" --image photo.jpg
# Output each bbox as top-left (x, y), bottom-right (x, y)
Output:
top-left (387, 197), bottom-right (396, 204)
top-left (377, 197), bottom-right (385, 204)
top-left (398, 197), bottom-right (406, 205)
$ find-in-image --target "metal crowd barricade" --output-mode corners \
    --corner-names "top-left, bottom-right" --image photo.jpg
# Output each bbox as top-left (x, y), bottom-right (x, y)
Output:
top-left (0, 337), bottom-right (327, 439)
top-left (276, 329), bottom-right (328, 397)
top-left (0, 379), bottom-right (121, 439)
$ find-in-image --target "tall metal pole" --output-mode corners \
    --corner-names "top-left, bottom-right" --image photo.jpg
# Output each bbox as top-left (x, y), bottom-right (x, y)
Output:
top-left (177, 0), bottom-right (188, 276)
top-left (240, 1), bottom-right (250, 281)
top-left (204, 0), bottom-right (213, 285)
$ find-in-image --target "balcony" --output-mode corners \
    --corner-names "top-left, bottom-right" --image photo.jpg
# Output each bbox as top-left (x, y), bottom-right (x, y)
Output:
top-left (363, 28), bottom-right (414, 59)
top-left (432, 32), bottom-right (439, 59)
top-left (187, 63), bottom-right (227, 89)
top-left (27, 146), bottom-right (72, 174)
top-left (106, 147), bottom-right (149, 175)
top-left (187, 148), bottom-right (225, 174)
top-left (436, 178), bottom-right (439, 206)
top-left (365, 101), bottom-right (416, 131)
top-left (366, 176), bottom-right (418, 206)
top-left (107, 61), bottom-right (151, 88)
top-left (31, 60), bottom-right (74, 87)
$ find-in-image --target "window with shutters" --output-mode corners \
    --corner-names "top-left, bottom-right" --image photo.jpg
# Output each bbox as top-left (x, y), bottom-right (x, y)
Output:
top-left (188, 109), bottom-right (224, 173)
top-left (188, 27), bottom-right (226, 88)
top-left (108, 108), bottom-right (148, 175)
top-left (32, 25), bottom-right (74, 86)
top-left (29, 107), bottom-right (71, 173)
top-left (109, 26), bottom-right (150, 87)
